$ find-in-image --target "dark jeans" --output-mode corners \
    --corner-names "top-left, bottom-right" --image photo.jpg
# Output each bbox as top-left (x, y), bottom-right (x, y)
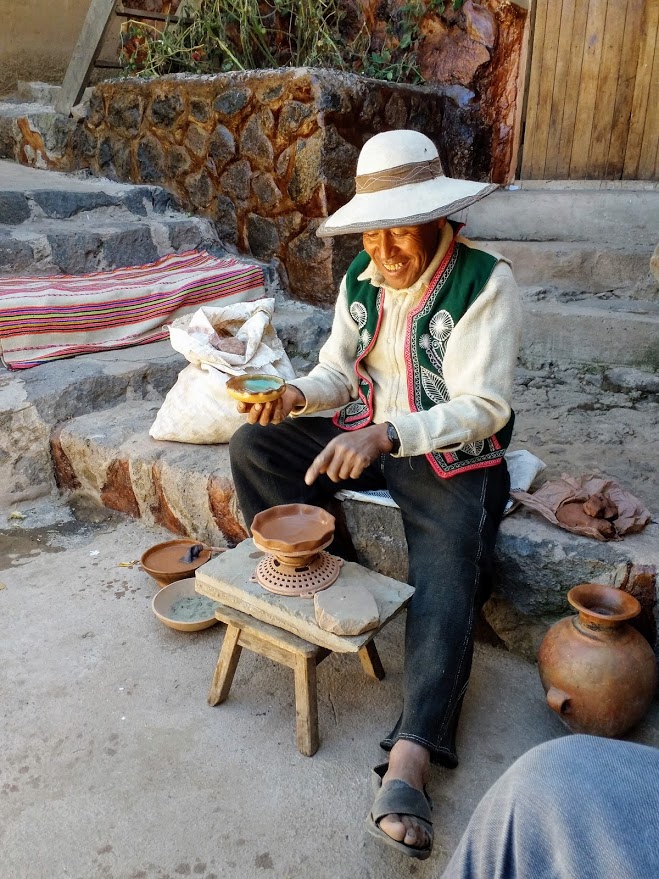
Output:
top-left (229, 416), bottom-right (510, 766)
top-left (442, 736), bottom-right (659, 879)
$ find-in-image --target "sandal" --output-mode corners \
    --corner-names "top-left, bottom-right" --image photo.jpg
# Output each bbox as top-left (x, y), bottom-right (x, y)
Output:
top-left (365, 763), bottom-right (433, 860)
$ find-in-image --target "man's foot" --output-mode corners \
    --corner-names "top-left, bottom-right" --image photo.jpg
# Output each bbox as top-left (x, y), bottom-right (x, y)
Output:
top-left (377, 740), bottom-right (431, 850)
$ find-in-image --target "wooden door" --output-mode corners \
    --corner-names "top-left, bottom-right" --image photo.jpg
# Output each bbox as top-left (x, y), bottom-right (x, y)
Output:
top-left (520, 0), bottom-right (659, 180)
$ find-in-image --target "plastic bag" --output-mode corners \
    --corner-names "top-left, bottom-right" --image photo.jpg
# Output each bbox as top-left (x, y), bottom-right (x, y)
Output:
top-left (149, 298), bottom-right (296, 444)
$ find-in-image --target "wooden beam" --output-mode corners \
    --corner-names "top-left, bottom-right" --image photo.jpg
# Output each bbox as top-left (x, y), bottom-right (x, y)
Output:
top-left (55, 0), bottom-right (118, 117)
top-left (116, 6), bottom-right (192, 24)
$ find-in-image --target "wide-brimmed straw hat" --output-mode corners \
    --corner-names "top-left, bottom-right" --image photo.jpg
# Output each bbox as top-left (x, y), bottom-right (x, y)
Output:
top-left (316, 129), bottom-right (497, 238)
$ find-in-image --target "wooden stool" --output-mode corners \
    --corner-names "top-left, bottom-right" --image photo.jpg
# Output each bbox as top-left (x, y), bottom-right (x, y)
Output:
top-left (208, 604), bottom-right (385, 756)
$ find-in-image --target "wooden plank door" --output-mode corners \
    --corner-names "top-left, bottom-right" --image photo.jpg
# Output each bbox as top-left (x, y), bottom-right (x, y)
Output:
top-left (520, 0), bottom-right (659, 180)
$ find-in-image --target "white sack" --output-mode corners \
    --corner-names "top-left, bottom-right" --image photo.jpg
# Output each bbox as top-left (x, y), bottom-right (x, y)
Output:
top-left (149, 298), bottom-right (296, 444)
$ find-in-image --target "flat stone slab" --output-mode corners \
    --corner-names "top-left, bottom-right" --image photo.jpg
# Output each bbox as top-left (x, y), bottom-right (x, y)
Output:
top-left (195, 538), bottom-right (414, 653)
top-left (314, 579), bottom-right (380, 635)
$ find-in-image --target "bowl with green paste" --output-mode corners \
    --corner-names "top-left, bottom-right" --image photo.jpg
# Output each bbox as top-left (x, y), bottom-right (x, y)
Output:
top-left (151, 578), bottom-right (220, 632)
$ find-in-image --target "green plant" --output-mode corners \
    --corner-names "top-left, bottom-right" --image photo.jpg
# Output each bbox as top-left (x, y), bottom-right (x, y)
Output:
top-left (119, 0), bottom-right (466, 84)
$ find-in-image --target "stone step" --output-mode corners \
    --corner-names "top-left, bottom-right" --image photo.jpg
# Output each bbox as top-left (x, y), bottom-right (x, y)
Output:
top-left (0, 214), bottom-right (218, 275)
top-left (15, 81), bottom-right (75, 108)
top-left (0, 296), bottom-right (327, 507)
top-left (1, 342), bottom-right (185, 506)
top-left (0, 101), bottom-right (79, 168)
top-left (518, 286), bottom-right (659, 370)
top-left (48, 398), bottom-right (659, 659)
top-left (0, 158), bottom-right (220, 274)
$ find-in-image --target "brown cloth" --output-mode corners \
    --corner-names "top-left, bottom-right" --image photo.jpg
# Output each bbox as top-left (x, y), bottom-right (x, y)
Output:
top-left (511, 474), bottom-right (652, 541)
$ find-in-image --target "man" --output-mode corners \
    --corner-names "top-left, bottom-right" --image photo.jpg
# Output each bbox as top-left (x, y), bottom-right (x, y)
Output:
top-left (229, 130), bottom-right (522, 859)
top-left (441, 735), bottom-right (659, 878)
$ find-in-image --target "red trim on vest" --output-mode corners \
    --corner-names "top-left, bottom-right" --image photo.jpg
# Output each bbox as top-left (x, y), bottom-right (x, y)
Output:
top-left (332, 289), bottom-right (385, 431)
top-left (430, 455), bottom-right (504, 479)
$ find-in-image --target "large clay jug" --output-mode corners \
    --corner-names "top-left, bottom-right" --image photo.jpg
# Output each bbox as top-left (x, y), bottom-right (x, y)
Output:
top-left (538, 582), bottom-right (657, 737)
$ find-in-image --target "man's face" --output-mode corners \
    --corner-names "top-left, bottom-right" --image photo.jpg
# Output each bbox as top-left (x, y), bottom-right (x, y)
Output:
top-left (362, 219), bottom-right (444, 290)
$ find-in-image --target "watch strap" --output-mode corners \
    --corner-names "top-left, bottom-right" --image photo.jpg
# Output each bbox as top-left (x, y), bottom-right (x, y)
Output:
top-left (386, 422), bottom-right (401, 454)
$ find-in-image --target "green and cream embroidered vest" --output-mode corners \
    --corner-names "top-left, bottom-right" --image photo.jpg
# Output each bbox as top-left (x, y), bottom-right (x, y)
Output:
top-left (333, 229), bottom-right (514, 479)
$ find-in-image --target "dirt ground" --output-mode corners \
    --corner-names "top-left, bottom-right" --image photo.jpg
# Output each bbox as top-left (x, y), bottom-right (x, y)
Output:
top-left (513, 366), bottom-right (659, 514)
top-left (1, 497), bottom-right (658, 879)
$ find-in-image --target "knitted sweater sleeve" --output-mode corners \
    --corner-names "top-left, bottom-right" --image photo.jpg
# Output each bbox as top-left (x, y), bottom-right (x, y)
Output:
top-left (289, 276), bottom-right (360, 413)
top-left (389, 261), bottom-right (522, 458)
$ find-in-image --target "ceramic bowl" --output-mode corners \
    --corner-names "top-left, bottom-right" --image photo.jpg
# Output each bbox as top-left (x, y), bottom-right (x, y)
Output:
top-left (225, 373), bottom-right (286, 404)
top-left (251, 503), bottom-right (335, 555)
top-left (151, 577), bottom-right (220, 632)
top-left (141, 539), bottom-right (213, 588)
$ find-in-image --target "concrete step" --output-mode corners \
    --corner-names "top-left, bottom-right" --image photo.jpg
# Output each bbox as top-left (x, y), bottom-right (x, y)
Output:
top-left (47, 398), bottom-right (659, 660)
top-left (466, 186), bottom-right (659, 248)
top-left (478, 239), bottom-right (655, 296)
top-left (464, 186), bottom-right (658, 298)
top-left (519, 286), bottom-right (659, 370)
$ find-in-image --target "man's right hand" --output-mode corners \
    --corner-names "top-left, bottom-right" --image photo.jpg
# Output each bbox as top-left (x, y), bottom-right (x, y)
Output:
top-left (236, 384), bottom-right (306, 426)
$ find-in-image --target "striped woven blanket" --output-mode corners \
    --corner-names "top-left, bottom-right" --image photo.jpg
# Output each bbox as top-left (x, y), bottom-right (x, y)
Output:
top-left (0, 250), bottom-right (265, 370)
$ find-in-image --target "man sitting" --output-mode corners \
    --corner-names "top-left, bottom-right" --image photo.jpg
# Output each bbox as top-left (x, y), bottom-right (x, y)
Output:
top-left (229, 129), bottom-right (522, 860)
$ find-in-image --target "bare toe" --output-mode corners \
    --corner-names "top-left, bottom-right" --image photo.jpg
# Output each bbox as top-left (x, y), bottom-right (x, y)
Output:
top-left (378, 813), bottom-right (407, 843)
top-left (401, 815), bottom-right (427, 848)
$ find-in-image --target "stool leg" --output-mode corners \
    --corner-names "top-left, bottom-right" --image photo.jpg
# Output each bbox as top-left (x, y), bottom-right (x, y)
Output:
top-left (294, 654), bottom-right (320, 757)
top-left (358, 640), bottom-right (385, 681)
top-left (208, 624), bottom-right (243, 706)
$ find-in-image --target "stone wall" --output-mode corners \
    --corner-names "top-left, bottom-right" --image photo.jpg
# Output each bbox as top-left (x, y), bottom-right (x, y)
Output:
top-left (82, 69), bottom-right (447, 304)
top-left (353, 0), bottom-right (528, 184)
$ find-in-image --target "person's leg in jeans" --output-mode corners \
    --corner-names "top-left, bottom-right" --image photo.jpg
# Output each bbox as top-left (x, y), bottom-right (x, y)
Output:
top-left (229, 416), bottom-right (386, 555)
top-left (374, 454), bottom-right (509, 848)
top-left (441, 735), bottom-right (659, 879)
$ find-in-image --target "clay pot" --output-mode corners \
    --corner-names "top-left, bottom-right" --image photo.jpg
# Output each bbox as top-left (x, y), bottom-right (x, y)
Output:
top-left (140, 539), bottom-right (213, 588)
top-left (538, 583), bottom-right (657, 738)
top-left (251, 504), bottom-right (335, 565)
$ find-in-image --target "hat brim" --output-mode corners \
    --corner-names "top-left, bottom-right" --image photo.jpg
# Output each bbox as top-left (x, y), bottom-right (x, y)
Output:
top-left (316, 178), bottom-right (497, 238)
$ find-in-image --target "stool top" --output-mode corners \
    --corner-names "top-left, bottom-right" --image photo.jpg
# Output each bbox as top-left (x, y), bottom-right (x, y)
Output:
top-left (196, 539), bottom-right (414, 654)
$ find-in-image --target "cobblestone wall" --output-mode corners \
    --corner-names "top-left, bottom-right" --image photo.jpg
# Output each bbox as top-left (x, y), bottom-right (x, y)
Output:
top-left (82, 69), bottom-right (446, 303)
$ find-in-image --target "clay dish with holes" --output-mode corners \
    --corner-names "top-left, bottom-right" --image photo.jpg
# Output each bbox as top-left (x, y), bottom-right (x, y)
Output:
top-left (226, 374), bottom-right (286, 404)
top-left (251, 504), bottom-right (335, 556)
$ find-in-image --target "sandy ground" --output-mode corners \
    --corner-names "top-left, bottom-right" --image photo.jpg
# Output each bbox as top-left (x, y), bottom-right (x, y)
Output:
top-left (513, 366), bottom-right (659, 513)
top-left (1, 497), bottom-right (658, 879)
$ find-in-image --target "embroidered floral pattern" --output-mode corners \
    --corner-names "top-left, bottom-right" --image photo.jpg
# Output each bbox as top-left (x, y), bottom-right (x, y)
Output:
top-left (350, 301), bottom-right (371, 355)
top-left (421, 366), bottom-right (449, 404)
top-left (461, 440), bottom-right (485, 457)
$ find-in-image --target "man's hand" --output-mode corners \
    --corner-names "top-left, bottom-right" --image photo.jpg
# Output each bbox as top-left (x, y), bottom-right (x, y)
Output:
top-left (305, 423), bottom-right (392, 485)
top-left (236, 384), bottom-right (306, 426)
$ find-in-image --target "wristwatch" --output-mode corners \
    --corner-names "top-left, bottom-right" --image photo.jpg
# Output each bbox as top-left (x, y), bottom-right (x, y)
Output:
top-left (386, 422), bottom-right (401, 455)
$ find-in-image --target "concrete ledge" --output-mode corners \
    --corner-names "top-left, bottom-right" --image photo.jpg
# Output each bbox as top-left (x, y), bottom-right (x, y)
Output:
top-left (466, 187), bottom-right (659, 248)
top-left (519, 291), bottom-right (659, 369)
top-left (478, 239), bottom-right (654, 293)
top-left (48, 400), bottom-right (659, 659)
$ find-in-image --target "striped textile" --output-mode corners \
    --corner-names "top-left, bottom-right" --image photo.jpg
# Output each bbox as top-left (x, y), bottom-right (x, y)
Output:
top-left (0, 250), bottom-right (265, 370)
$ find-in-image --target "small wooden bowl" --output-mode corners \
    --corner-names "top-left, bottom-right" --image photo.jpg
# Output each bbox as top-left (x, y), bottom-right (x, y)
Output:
top-left (226, 373), bottom-right (286, 404)
top-left (151, 577), bottom-right (219, 632)
top-left (141, 539), bottom-right (212, 588)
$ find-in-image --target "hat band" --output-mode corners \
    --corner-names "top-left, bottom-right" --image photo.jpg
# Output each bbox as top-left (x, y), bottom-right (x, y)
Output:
top-left (355, 157), bottom-right (444, 194)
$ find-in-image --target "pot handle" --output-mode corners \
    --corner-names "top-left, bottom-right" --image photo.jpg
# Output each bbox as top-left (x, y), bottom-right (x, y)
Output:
top-left (546, 686), bottom-right (571, 715)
